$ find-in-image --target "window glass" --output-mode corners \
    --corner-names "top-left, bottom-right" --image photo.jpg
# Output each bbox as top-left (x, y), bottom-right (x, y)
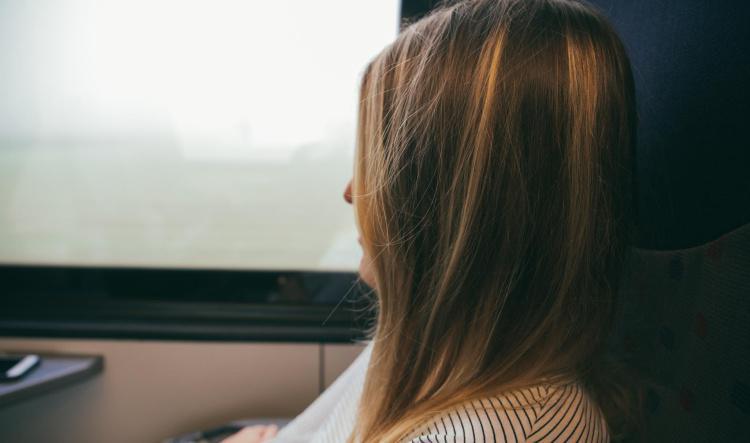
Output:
top-left (0, 0), bottom-right (400, 271)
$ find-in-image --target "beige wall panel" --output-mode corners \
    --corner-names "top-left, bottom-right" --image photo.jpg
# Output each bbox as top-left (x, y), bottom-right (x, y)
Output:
top-left (0, 338), bottom-right (319, 443)
top-left (322, 342), bottom-right (368, 388)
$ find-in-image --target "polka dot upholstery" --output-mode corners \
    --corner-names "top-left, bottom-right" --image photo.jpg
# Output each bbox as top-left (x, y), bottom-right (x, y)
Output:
top-left (610, 222), bottom-right (750, 442)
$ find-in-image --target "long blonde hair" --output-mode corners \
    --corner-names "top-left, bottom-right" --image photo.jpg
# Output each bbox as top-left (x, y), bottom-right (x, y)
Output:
top-left (351, 0), bottom-right (638, 441)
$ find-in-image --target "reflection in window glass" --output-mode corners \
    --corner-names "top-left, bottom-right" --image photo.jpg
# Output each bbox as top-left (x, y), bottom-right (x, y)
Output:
top-left (0, 0), bottom-right (400, 271)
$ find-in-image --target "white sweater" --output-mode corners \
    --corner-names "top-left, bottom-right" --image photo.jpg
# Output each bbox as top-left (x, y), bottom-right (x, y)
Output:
top-left (271, 341), bottom-right (610, 443)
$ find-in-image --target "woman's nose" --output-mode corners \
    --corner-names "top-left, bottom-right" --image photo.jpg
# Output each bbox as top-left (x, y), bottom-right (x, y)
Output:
top-left (344, 180), bottom-right (353, 205)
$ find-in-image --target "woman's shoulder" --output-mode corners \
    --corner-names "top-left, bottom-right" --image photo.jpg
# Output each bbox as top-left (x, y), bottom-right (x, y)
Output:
top-left (404, 380), bottom-right (609, 442)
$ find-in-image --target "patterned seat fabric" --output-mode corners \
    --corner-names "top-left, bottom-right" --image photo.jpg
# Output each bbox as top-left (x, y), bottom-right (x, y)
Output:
top-left (610, 223), bottom-right (750, 442)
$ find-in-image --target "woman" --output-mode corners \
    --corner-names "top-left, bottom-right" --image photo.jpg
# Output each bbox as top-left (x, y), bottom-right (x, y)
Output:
top-left (227, 0), bottom-right (638, 441)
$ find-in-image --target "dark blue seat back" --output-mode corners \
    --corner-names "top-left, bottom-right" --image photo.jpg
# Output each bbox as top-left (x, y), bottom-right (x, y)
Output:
top-left (588, 2), bottom-right (750, 441)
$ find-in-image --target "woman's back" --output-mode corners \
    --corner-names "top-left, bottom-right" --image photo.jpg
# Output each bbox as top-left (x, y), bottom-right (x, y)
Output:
top-left (274, 342), bottom-right (609, 443)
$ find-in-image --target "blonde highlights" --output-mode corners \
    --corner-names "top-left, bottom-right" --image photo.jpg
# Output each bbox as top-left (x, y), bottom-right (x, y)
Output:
top-left (351, 0), bottom-right (637, 441)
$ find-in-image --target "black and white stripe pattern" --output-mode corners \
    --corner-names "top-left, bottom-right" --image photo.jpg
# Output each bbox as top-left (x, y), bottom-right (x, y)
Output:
top-left (403, 382), bottom-right (609, 442)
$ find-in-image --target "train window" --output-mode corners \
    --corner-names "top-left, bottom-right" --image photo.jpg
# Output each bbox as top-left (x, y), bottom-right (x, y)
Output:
top-left (0, 0), bottom-right (402, 341)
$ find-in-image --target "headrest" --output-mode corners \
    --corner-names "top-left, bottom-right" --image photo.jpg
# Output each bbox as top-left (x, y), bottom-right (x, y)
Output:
top-left (402, 0), bottom-right (750, 250)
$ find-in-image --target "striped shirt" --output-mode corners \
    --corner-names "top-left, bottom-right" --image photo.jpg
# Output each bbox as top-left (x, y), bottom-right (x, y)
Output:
top-left (271, 342), bottom-right (609, 443)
